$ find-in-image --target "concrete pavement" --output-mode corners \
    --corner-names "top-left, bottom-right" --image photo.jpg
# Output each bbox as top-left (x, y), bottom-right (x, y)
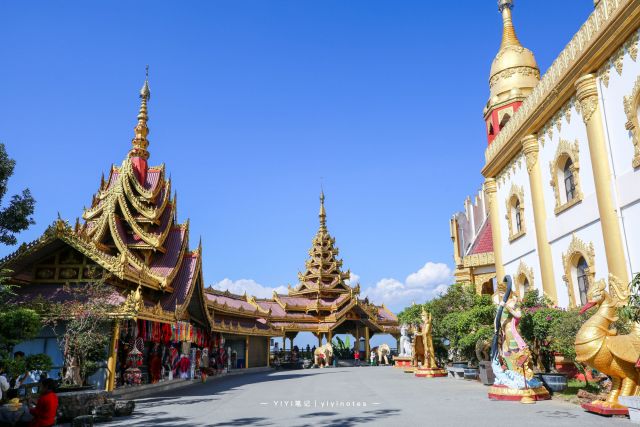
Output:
top-left (104, 366), bottom-right (631, 426)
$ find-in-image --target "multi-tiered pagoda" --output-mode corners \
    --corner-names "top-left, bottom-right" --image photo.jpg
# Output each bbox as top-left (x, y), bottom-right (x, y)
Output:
top-left (205, 192), bottom-right (399, 358)
top-left (1, 74), bottom-right (398, 388)
top-left (1, 75), bottom-right (212, 389)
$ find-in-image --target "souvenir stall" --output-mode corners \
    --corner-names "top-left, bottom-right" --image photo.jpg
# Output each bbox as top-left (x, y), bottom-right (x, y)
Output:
top-left (204, 333), bottom-right (227, 376)
top-left (114, 319), bottom-right (211, 388)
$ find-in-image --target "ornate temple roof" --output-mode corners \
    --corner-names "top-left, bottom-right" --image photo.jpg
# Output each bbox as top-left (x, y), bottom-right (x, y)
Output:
top-left (1, 73), bottom-right (398, 338)
top-left (78, 77), bottom-right (185, 291)
top-left (468, 220), bottom-right (493, 256)
top-left (290, 191), bottom-right (353, 297)
top-left (1, 73), bottom-right (212, 329)
top-left (203, 192), bottom-right (400, 336)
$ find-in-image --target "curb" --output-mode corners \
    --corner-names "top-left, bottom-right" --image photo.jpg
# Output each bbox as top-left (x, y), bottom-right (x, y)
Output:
top-left (111, 367), bottom-right (272, 400)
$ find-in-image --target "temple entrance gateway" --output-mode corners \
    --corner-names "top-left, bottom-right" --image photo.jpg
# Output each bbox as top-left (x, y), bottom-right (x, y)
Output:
top-left (205, 192), bottom-right (399, 365)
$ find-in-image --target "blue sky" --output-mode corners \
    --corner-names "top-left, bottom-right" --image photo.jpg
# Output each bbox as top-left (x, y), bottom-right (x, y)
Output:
top-left (0, 1), bottom-right (592, 314)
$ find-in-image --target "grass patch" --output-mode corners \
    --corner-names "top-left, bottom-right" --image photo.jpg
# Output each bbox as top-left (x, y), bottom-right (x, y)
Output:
top-left (553, 379), bottom-right (600, 403)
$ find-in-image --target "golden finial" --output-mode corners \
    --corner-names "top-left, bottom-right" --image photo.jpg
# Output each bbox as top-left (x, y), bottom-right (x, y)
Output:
top-left (498, 0), bottom-right (521, 49)
top-left (319, 188), bottom-right (327, 230)
top-left (130, 66), bottom-right (151, 161)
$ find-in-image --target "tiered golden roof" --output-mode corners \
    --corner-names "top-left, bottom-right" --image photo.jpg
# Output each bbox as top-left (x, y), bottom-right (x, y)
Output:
top-left (1, 72), bottom-right (212, 330)
top-left (486, 0), bottom-right (540, 114)
top-left (290, 191), bottom-right (352, 296)
top-left (79, 76), bottom-right (187, 291)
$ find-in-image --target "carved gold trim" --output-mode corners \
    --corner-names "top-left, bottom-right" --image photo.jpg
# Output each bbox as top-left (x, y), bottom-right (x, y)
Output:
top-left (484, 1), bottom-right (637, 173)
top-left (623, 74), bottom-right (640, 169)
top-left (505, 184), bottom-right (526, 242)
top-left (515, 260), bottom-right (534, 298)
top-left (462, 252), bottom-right (495, 268)
top-left (489, 67), bottom-right (541, 90)
top-left (549, 140), bottom-right (583, 215)
top-left (562, 233), bottom-right (596, 308)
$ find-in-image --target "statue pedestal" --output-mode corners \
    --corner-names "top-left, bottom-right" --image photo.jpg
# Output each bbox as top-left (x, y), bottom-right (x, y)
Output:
top-left (487, 384), bottom-right (550, 401)
top-left (394, 357), bottom-right (412, 368)
top-left (415, 367), bottom-right (447, 378)
top-left (581, 402), bottom-right (629, 416)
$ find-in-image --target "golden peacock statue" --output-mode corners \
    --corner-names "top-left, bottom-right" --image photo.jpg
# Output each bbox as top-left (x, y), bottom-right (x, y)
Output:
top-left (575, 274), bottom-right (639, 414)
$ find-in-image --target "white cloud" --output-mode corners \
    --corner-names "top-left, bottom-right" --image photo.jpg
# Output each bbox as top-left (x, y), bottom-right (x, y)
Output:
top-left (211, 262), bottom-right (453, 313)
top-left (362, 262), bottom-right (453, 312)
top-left (345, 272), bottom-right (361, 287)
top-left (406, 262), bottom-right (452, 288)
top-left (211, 278), bottom-right (288, 299)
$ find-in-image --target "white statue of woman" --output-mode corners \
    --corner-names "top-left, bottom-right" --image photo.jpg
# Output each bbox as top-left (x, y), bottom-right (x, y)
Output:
top-left (399, 324), bottom-right (413, 357)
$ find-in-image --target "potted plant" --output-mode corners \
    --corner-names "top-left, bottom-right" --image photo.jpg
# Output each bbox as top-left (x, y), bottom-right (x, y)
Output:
top-left (617, 273), bottom-right (640, 421)
top-left (520, 290), bottom-right (568, 392)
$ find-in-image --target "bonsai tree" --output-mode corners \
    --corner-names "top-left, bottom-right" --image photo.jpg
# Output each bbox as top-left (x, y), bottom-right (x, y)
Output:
top-left (548, 307), bottom-right (596, 384)
top-left (519, 289), bottom-right (563, 372)
top-left (398, 283), bottom-right (495, 365)
top-left (26, 353), bottom-right (53, 376)
top-left (44, 278), bottom-right (118, 386)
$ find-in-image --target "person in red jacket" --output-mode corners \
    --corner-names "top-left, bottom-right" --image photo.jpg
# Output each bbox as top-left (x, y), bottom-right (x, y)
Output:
top-left (29, 378), bottom-right (58, 427)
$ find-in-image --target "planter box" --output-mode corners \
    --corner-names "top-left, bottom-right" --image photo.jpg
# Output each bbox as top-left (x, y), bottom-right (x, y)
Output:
top-left (463, 368), bottom-right (479, 380)
top-left (619, 396), bottom-right (639, 423)
top-left (478, 361), bottom-right (495, 386)
top-left (447, 367), bottom-right (465, 380)
top-left (535, 373), bottom-right (568, 393)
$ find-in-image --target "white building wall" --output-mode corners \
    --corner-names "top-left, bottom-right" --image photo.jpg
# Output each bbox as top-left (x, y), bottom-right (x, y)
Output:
top-left (459, 19), bottom-right (640, 308)
top-left (598, 28), bottom-right (640, 278)
top-left (538, 99), bottom-right (601, 245)
top-left (622, 202), bottom-right (640, 276)
top-left (496, 152), bottom-right (541, 294)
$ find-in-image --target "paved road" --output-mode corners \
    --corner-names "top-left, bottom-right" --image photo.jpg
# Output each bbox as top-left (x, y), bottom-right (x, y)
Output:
top-left (105, 367), bottom-right (630, 427)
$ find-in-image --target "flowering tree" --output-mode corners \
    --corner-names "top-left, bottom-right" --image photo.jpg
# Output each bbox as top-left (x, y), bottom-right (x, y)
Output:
top-left (44, 277), bottom-right (119, 386)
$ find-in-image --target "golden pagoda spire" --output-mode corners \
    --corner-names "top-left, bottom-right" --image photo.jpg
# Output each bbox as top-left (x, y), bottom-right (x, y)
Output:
top-left (319, 189), bottom-right (327, 231)
top-left (130, 66), bottom-right (151, 161)
top-left (498, 0), bottom-right (521, 49)
top-left (486, 0), bottom-right (539, 115)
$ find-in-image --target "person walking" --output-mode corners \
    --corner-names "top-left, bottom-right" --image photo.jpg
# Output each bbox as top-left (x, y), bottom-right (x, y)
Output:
top-left (354, 349), bottom-right (360, 367)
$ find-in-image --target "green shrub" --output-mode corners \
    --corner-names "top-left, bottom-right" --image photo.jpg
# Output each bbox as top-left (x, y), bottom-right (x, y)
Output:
top-left (25, 353), bottom-right (53, 373)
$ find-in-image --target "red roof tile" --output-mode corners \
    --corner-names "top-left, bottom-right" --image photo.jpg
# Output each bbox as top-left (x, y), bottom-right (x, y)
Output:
top-left (161, 254), bottom-right (198, 311)
top-left (469, 221), bottom-right (493, 255)
top-left (150, 227), bottom-right (186, 277)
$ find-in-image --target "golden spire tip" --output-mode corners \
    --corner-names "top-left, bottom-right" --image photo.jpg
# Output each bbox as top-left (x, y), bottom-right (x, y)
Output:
top-left (140, 65), bottom-right (151, 101)
top-left (497, 0), bottom-right (521, 49)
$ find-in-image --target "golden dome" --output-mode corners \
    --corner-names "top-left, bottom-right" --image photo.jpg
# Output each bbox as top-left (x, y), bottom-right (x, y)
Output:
top-left (487, 0), bottom-right (540, 112)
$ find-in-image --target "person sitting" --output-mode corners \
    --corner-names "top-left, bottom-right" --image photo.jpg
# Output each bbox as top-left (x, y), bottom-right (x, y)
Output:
top-left (28, 379), bottom-right (57, 427)
top-left (0, 364), bottom-right (10, 402)
top-left (0, 388), bottom-right (33, 427)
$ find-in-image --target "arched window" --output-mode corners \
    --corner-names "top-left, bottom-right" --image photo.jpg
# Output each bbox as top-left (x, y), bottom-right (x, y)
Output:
top-left (506, 185), bottom-right (525, 242)
top-left (522, 277), bottom-right (530, 295)
top-left (488, 121), bottom-right (495, 137)
top-left (550, 140), bottom-right (582, 214)
top-left (564, 158), bottom-right (576, 202)
top-left (577, 257), bottom-right (589, 306)
top-left (499, 113), bottom-right (511, 130)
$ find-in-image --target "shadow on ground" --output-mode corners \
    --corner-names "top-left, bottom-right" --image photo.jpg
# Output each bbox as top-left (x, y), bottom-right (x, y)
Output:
top-left (292, 409), bottom-right (401, 427)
